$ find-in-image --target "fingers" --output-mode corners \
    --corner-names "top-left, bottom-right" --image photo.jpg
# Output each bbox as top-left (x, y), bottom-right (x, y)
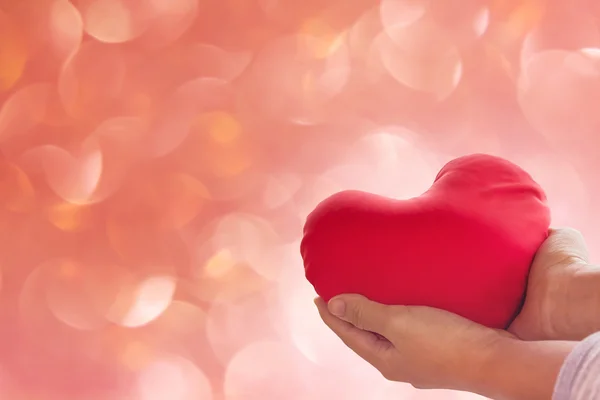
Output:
top-left (315, 297), bottom-right (393, 367)
top-left (328, 294), bottom-right (395, 335)
top-left (542, 228), bottom-right (589, 265)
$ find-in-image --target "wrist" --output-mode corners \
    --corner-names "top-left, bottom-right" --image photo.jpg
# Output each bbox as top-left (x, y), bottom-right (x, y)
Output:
top-left (471, 337), bottom-right (576, 400)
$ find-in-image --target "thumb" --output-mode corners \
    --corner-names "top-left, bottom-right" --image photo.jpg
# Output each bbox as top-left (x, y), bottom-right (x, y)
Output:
top-left (540, 228), bottom-right (589, 266)
top-left (328, 294), bottom-right (393, 335)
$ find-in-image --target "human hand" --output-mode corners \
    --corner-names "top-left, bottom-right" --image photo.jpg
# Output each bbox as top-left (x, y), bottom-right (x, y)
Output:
top-left (508, 228), bottom-right (593, 341)
top-left (316, 295), bottom-right (575, 400)
top-left (314, 295), bottom-right (510, 392)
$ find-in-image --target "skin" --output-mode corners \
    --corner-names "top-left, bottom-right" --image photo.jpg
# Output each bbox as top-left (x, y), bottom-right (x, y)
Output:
top-left (316, 228), bottom-right (597, 399)
top-left (509, 228), bottom-right (596, 341)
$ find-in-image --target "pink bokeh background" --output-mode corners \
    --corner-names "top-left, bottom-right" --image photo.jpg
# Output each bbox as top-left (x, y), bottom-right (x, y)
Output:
top-left (0, 0), bottom-right (599, 398)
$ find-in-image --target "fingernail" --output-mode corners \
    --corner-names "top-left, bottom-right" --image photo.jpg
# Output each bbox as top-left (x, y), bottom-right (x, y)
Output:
top-left (328, 298), bottom-right (346, 317)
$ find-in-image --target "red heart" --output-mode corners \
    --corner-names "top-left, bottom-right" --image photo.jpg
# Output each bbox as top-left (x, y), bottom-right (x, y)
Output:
top-left (300, 154), bottom-right (550, 329)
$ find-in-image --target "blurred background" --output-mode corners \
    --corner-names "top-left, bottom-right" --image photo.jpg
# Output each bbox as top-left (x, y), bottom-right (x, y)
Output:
top-left (0, 0), bottom-right (598, 398)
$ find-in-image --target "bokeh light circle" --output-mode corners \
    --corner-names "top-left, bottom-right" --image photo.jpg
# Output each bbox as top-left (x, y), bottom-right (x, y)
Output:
top-left (223, 340), bottom-right (316, 400)
top-left (376, 15), bottom-right (463, 100)
top-left (136, 353), bottom-right (213, 400)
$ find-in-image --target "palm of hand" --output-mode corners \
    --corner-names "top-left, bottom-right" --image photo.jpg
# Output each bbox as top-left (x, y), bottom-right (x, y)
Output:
top-left (508, 228), bottom-right (590, 341)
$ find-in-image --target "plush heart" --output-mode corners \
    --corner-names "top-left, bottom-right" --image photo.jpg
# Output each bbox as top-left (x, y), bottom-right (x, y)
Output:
top-left (300, 154), bottom-right (551, 329)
